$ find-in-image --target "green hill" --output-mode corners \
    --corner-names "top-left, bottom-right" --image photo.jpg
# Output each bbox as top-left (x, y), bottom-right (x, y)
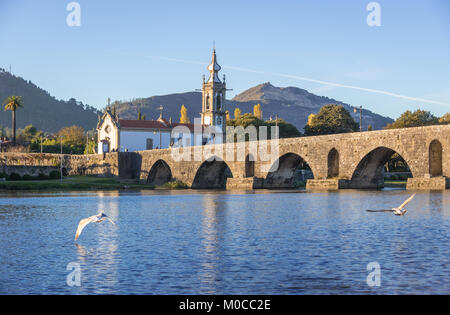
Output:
top-left (0, 69), bottom-right (100, 133)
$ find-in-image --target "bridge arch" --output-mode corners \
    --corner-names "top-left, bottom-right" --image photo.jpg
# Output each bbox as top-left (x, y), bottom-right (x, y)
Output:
top-left (245, 154), bottom-right (255, 178)
top-left (350, 147), bottom-right (413, 189)
top-left (264, 153), bottom-right (314, 188)
top-left (147, 160), bottom-right (172, 185)
top-left (192, 157), bottom-right (233, 189)
top-left (327, 148), bottom-right (339, 178)
top-left (429, 140), bottom-right (443, 177)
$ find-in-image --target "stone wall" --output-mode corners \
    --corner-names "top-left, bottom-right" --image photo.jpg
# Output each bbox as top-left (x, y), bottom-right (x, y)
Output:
top-left (0, 152), bottom-right (121, 178)
top-left (406, 177), bottom-right (449, 190)
top-left (0, 165), bottom-right (59, 178)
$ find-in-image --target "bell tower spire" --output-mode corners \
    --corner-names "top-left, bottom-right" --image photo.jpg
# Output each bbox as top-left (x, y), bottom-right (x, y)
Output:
top-left (207, 48), bottom-right (222, 84)
top-left (201, 48), bottom-right (228, 135)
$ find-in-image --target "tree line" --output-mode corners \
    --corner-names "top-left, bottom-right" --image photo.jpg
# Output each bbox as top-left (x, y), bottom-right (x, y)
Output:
top-left (2, 94), bottom-right (449, 155)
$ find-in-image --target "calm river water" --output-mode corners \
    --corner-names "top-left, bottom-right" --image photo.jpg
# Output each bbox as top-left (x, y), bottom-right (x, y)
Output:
top-left (0, 189), bottom-right (448, 295)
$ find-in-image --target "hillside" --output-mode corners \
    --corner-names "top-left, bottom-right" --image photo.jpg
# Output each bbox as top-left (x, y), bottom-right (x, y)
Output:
top-left (231, 82), bottom-right (393, 130)
top-left (113, 82), bottom-right (393, 131)
top-left (0, 69), bottom-right (100, 133)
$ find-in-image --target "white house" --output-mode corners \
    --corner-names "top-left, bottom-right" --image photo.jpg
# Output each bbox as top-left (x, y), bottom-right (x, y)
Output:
top-left (96, 110), bottom-right (199, 153)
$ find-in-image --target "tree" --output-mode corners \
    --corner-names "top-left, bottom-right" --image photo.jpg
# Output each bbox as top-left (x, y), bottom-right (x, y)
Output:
top-left (58, 126), bottom-right (85, 146)
top-left (227, 113), bottom-right (302, 140)
top-left (17, 124), bottom-right (43, 142)
top-left (3, 95), bottom-right (23, 144)
top-left (137, 109), bottom-right (142, 121)
top-left (367, 125), bottom-right (373, 131)
top-left (385, 110), bottom-right (439, 129)
top-left (234, 108), bottom-right (241, 120)
top-left (266, 118), bottom-right (302, 139)
top-left (226, 111), bottom-right (230, 120)
top-left (304, 104), bottom-right (359, 136)
top-left (253, 104), bottom-right (263, 119)
top-left (439, 113), bottom-right (450, 125)
top-left (307, 114), bottom-right (316, 126)
top-left (180, 105), bottom-right (190, 123)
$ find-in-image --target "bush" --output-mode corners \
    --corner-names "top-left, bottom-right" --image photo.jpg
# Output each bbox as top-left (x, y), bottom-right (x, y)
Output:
top-left (0, 173), bottom-right (7, 179)
top-left (49, 171), bottom-right (61, 180)
top-left (294, 180), bottom-right (306, 188)
top-left (9, 173), bottom-right (22, 181)
top-left (164, 180), bottom-right (188, 189)
top-left (37, 173), bottom-right (49, 180)
top-left (22, 175), bottom-right (33, 181)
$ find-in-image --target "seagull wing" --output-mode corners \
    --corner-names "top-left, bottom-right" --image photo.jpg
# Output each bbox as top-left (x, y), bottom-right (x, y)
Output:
top-left (98, 213), bottom-right (116, 225)
top-left (398, 194), bottom-right (416, 210)
top-left (75, 216), bottom-right (97, 241)
top-left (366, 210), bottom-right (394, 213)
top-left (106, 217), bottom-right (116, 225)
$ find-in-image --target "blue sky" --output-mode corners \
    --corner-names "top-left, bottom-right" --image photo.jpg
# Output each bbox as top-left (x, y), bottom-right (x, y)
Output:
top-left (0, 0), bottom-right (449, 119)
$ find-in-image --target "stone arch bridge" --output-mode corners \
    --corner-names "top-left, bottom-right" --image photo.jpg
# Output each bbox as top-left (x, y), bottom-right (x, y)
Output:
top-left (0, 125), bottom-right (447, 190)
top-left (129, 125), bottom-right (449, 190)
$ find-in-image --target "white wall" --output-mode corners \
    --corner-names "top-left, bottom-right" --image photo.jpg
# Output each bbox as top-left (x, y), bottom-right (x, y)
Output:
top-left (119, 130), bottom-right (172, 152)
top-left (98, 115), bottom-right (119, 154)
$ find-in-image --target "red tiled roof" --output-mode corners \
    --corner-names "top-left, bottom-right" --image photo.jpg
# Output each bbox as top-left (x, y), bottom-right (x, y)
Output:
top-left (118, 119), bottom-right (204, 132)
top-left (119, 120), bottom-right (171, 130)
top-left (171, 122), bottom-right (197, 132)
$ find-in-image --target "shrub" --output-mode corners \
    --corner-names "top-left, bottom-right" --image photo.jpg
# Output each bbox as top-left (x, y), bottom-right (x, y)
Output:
top-left (294, 180), bottom-right (306, 188)
top-left (164, 180), bottom-right (188, 189)
top-left (49, 171), bottom-right (61, 180)
top-left (37, 173), bottom-right (48, 180)
top-left (9, 173), bottom-right (22, 181)
top-left (22, 175), bottom-right (33, 181)
top-left (0, 173), bottom-right (7, 179)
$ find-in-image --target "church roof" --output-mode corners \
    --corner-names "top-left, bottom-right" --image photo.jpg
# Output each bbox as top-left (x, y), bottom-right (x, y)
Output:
top-left (118, 120), bottom-right (198, 132)
top-left (119, 120), bottom-right (172, 130)
top-left (207, 49), bottom-right (222, 83)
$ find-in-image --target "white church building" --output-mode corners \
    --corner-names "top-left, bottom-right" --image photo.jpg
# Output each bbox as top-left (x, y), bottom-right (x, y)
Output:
top-left (96, 49), bottom-right (228, 153)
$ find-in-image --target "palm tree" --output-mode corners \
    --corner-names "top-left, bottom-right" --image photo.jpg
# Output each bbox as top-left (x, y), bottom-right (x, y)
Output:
top-left (3, 96), bottom-right (23, 144)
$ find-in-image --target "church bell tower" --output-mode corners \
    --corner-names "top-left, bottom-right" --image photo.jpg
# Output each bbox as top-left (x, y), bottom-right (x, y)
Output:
top-left (201, 49), bottom-right (227, 135)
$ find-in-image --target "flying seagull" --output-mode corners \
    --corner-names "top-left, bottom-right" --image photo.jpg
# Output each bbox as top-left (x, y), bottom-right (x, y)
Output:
top-left (75, 212), bottom-right (116, 241)
top-left (367, 194), bottom-right (416, 216)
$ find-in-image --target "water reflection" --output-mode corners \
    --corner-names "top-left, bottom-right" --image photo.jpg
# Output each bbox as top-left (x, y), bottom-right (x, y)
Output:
top-left (199, 194), bottom-right (222, 294)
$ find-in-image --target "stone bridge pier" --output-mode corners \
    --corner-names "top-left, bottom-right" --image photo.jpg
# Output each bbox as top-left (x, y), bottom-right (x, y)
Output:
top-left (128, 125), bottom-right (449, 191)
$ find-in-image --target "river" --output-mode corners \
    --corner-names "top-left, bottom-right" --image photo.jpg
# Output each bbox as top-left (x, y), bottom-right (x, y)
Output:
top-left (0, 189), bottom-right (448, 294)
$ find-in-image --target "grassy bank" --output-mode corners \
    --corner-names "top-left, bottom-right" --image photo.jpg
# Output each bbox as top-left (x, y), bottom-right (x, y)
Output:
top-left (0, 176), bottom-right (155, 191)
top-left (384, 180), bottom-right (407, 188)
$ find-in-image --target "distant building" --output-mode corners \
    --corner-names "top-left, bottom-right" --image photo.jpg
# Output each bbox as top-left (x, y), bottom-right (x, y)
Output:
top-left (96, 110), bottom-right (197, 153)
top-left (0, 137), bottom-right (12, 152)
top-left (96, 49), bottom-right (228, 153)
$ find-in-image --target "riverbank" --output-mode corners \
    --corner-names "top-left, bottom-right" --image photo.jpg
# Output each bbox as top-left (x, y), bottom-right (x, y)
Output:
top-left (0, 176), bottom-right (155, 191)
top-left (384, 180), bottom-right (407, 188)
top-left (0, 176), bottom-right (407, 191)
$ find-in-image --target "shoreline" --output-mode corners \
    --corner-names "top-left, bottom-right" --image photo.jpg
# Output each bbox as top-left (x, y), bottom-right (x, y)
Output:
top-left (0, 176), bottom-right (408, 192)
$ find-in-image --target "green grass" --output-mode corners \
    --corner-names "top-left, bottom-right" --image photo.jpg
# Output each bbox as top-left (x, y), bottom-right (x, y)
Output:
top-left (157, 180), bottom-right (188, 190)
top-left (384, 180), bottom-right (407, 188)
top-left (0, 176), bottom-right (155, 191)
